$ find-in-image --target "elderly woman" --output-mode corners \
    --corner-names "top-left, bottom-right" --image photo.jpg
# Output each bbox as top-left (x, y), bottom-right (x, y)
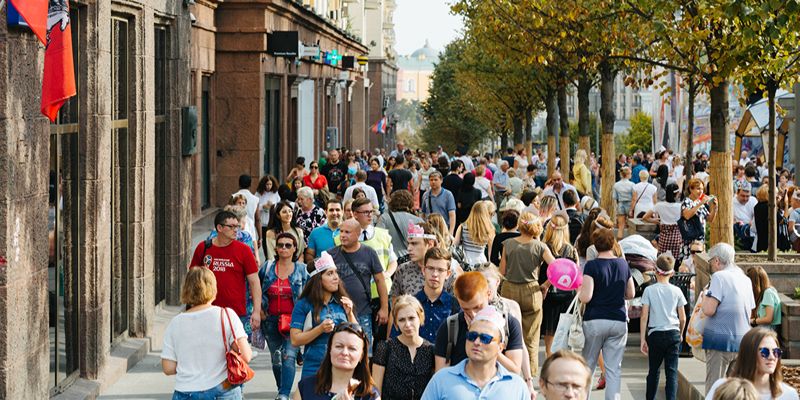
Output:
top-left (579, 228), bottom-right (635, 400)
top-left (162, 267), bottom-right (252, 399)
top-left (372, 295), bottom-right (435, 400)
top-left (702, 243), bottom-right (757, 392)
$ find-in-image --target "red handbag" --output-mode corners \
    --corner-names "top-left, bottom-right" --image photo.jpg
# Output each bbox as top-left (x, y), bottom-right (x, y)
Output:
top-left (279, 314), bottom-right (292, 335)
top-left (220, 308), bottom-right (255, 385)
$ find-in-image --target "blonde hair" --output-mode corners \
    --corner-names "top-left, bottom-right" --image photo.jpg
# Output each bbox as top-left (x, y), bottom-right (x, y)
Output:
top-left (392, 295), bottom-right (425, 324)
top-left (475, 165), bottom-right (485, 176)
top-left (223, 205), bottom-right (247, 221)
top-left (620, 166), bottom-right (631, 178)
top-left (539, 196), bottom-right (558, 217)
top-left (756, 184), bottom-right (769, 202)
top-left (181, 267), bottom-right (218, 306)
top-left (639, 169), bottom-right (650, 181)
top-left (543, 214), bottom-right (570, 255)
top-left (518, 212), bottom-right (544, 238)
top-left (712, 378), bottom-right (759, 400)
top-left (464, 201), bottom-right (496, 246)
top-left (574, 149), bottom-right (587, 166)
top-left (229, 193), bottom-right (247, 206)
top-left (426, 213), bottom-right (453, 249)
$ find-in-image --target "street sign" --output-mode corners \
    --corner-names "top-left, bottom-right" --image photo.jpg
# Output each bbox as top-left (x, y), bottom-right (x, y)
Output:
top-left (300, 44), bottom-right (320, 59)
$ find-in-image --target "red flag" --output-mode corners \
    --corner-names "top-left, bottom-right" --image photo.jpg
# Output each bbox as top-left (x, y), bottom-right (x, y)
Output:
top-left (41, 0), bottom-right (76, 122)
top-left (9, 0), bottom-right (49, 44)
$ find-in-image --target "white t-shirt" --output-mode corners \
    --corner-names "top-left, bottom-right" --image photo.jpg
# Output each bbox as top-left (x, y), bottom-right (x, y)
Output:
top-left (343, 181), bottom-right (380, 208)
top-left (258, 191), bottom-right (281, 226)
top-left (632, 182), bottom-right (657, 216)
top-left (695, 171), bottom-right (710, 185)
top-left (653, 202), bottom-right (682, 225)
top-left (161, 306), bottom-right (247, 392)
top-left (733, 196), bottom-right (757, 224)
top-left (706, 379), bottom-right (799, 400)
top-left (475, 176), bottom-right (492, 199)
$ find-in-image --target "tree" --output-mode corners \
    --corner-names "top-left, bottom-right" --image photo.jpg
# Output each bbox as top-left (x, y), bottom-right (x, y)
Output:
top-left (617, 112), bottom-right (653, 155)
top-left (420, 40), bottom-right (493, 151)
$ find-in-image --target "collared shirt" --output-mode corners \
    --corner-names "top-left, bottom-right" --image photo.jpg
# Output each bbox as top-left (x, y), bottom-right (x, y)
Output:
top-left (422, 188), bottom-right (456, 226)
top-left (492, 169), bottom-right (509, 191)
top-left (343, 181), bottom-right (380, 208)
top-left (307, 224), bottom-right (341, 256)
top-left (414, 289), bottom-right (460, 343)
top-left (421, 359), bottom-right (530, 400)
top-left (542, 183), bottom-right (579, 210)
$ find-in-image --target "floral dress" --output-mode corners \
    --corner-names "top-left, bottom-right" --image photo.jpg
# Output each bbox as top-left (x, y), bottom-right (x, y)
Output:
top-left (680, 197), bottom-right (710, 259)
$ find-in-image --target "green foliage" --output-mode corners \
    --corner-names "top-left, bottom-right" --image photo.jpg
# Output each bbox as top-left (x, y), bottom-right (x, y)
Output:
top-left (617, 112), bottom-right (653, 155)
top-left (568, 114), bottom-right (599, 154)
top-left (420, 40), bottom-right (492, 151)
top-left (396, 99), bottom-right (423, 131)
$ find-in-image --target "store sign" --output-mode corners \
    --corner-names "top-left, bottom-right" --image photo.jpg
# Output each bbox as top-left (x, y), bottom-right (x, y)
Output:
top-left (357, 55), bottom-right (369, 66)
top-left (300, 44), bottom-right (320, 59)
top-left (268, 31), bottom-right (299, 57)
top-left (323, 49), bottom-right (341, 66)
top-left (341, 56), bottom-right (355, 69)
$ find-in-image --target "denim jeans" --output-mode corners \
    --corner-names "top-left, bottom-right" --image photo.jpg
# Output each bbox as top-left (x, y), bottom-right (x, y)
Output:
top-left (262, 316), bottom-right (298, 396)
top-left (357, 313), bottom-right (374, 356)
top-left (734, 223), bottom-right (754, 251)
top-left (172, 383), bottom-right (242, 400)
top-left (646, 329), bottom-right (681, 400)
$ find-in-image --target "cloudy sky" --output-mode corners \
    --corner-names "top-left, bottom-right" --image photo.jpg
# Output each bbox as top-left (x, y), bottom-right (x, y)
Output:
top-left (393, 0), bottom-right (464, 56)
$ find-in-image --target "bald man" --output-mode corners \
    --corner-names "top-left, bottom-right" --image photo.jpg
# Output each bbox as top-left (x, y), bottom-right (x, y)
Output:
top-left (542, 171), bottom-right (580, 211)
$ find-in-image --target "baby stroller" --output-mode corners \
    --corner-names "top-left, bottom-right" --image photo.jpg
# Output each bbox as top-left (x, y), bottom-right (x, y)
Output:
top-left (618, 235), bottom-right (657, 322)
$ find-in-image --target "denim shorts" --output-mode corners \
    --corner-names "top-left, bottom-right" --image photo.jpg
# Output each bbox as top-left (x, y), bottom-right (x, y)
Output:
top-left (616, 201), bottom-right (631, 216)
top-left (172, 382), bottom-right (242, 400)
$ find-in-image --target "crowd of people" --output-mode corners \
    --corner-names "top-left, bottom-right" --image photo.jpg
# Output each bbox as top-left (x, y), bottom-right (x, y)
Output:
top-left (160, 142), bottom-right (800, 400)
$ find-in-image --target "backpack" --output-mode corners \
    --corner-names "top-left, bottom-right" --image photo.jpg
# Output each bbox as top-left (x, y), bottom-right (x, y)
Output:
top-left (444, 306), bottom-right (511, 364)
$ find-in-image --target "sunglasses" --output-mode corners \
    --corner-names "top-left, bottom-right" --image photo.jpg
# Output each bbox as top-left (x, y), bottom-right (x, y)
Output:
top-left (334, 322), bottom-right (366, 337)
top-left (310, 165), bottom-right (319, 169)
top-left (221, 224), bottom-right (240, 230)
top-left (759, 347), bottom-right (783, 359)
top-left (276, 242), bottom-right (294, 249)
top-left (466, 331), bottom-right (498, 345)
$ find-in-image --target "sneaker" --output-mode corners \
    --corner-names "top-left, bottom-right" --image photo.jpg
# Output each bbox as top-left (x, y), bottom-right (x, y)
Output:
top-left (595, 374), bottom-right (606, 390)
top-left (276, 395), bottom-right (290, 400)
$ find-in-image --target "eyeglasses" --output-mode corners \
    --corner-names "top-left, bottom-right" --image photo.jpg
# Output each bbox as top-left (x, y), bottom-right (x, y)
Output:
top-left (276, 242), bottom-right (294, 249)
top-left (466, 331), bottom-right (498, 345)
top-left (355, 209), bottom-right (374, 215)
top-left (310, 165), bottom-right (319, 169)
top-left (759, 347), bottom-right (783, 359)
top-left (221, 224), bottom-right (240, 230)
top-left (424, 266), bottom-right (449, 275)
top-left (543, 379), bottom-right (586, 394)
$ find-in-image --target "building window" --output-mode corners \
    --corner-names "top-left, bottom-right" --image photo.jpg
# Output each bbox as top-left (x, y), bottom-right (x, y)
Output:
top-left (264, 77), bottom-right (281, 176)
top-left (49, 4), bottom-right (82, 394)
top-left (111, 15), bottom-right (132, 340)
top-left (406, 79), bottom-right (415, 93)
top-left (154, 25), bottom-right (168, 305)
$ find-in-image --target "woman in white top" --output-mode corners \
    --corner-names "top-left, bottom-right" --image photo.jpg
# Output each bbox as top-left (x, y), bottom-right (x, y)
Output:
top-left (257, 175), bottom-right (281, 257)
top-left (474, 165), bottom-right (494, 200)
top-left (514, 148), bottom-right (530, 177)
top-left (630, 169), bottom-right (658, 218)
top-left (454, 200), bottom-right (495, 266)
top-left (643, 182), bottom-right (683, 261)
top-left (162, 267), bottom-right (252, 399)
top-left (705, 327), bottom-right (799, 400)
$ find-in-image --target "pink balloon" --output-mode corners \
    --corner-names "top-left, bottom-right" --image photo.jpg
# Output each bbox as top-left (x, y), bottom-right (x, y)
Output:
top-left (546, 258), bottom-right (582, 291)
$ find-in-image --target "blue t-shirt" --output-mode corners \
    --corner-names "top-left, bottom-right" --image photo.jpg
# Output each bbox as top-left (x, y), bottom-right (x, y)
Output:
top-left (583, 257), bottom-right (631, 322)
top-left (307, 225), bottom-right (340, 255)
top-left (422, 188), bottom-right (456, 226)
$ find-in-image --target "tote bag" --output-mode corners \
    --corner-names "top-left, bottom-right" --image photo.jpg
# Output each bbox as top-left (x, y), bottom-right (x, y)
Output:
top-left (550, 296), bottom-right (585, 353)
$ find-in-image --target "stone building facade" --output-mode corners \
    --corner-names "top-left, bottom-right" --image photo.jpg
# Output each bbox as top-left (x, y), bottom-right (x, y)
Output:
top-left (0, 0), bottom-right (194, 397)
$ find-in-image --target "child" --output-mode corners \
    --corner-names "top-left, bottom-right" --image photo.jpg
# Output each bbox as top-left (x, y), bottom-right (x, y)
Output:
top-left (640, 252), bottom-right (687, 400)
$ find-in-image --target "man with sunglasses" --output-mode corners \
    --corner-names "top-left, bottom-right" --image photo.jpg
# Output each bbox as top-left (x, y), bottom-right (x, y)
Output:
top-left (189, 210), bottom-right (261, 334)
top-left (701, 243), bottom-right (755, 394)
top-left (422, 306), bottom-right (530, 400)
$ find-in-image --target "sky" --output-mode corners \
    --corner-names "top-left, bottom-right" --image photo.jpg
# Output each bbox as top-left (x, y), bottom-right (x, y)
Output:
top-left (393, 0), bottom-right (464, 56)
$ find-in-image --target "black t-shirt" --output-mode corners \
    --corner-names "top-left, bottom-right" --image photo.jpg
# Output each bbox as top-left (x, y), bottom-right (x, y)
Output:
top-left (502, 156), bottom-right (516, 167)
top-left (433, 311), bottom-right (524, 366)
top-left (442, 174), bottom-right (463, 196)
top-left (388, 168), bottom-right (413, 192)
top-left (321, 160), bottom-right (347, 194)
top-left (490, 231), bottom-right (521, 265)
top-left (456, 189), bottom-right (483, 226)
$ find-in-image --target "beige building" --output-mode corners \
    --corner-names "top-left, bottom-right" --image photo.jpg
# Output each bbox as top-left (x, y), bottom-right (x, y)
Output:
top-left (396, 40), bottom-right (439, 102)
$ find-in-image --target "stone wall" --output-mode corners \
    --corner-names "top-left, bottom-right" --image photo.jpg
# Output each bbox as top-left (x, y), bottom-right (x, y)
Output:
top-left (0, 15), bottom-right (51, 399)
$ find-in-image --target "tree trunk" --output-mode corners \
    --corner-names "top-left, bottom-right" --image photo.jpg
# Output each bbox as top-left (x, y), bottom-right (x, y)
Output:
top-left (767, 83), bottom-right (778, 260)
top-left (512, 115), bottom-right (524, 147)
top-left (599, 63), bottom-right (617, 218)
top-left (500, 131), bottom-right (508, 151)
top-left (546, 89), bottom-right (558, 178)
top-left (684, 79), bottom-right (697, 182)
top-left (525, 106), bottom-right (533, 167)
top-left (558, 85), bottom-right (570, 179)
top-left (708, 80), bottom-right (733, 246)
top-left (578, 76), bottom-right (592, 156)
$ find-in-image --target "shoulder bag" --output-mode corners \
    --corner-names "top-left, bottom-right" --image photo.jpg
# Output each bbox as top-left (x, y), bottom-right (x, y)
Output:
top-left (388, 212), bottom-right (411, 265)
top-left (550, 296), bottom-right (584, 354)
top-left (220, 308), bottom-right (255, 385)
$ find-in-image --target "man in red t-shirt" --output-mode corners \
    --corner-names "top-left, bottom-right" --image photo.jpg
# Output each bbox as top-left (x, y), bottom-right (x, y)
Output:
top-left (189, 210), bottom-right (261, 331)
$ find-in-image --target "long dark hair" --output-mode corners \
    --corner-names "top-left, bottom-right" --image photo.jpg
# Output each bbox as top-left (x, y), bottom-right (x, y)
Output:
top-left (256, 175), bottom-right (279, 195)
top-left (267, 201), bottom-right (297, 234)
top-left (656, 164), bottom-right (669, 188)
top-left (299, 264), bottom-right (350, 324)
top-left (576, 207), bottom-right (604, 258)
top-left (315, 324), bottom-right (375, 397)
top-left (461, 173), bottom-right (476, 191)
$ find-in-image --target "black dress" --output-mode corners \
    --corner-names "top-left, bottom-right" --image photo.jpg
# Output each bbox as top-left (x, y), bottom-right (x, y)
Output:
top-left (372, 338), bottom-right (435, 400)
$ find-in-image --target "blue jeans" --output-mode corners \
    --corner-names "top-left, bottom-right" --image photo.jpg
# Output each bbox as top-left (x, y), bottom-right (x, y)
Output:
top-left (262, 316), bottom-right (298, 396)
top-left (357, 313), bottom-right (374, 357)
top-left (646, 329), bottom-right (681, 400)
top-left (172, 383), bottom-right (242, 400)
top-left (734, 223), bottom-right (754, 251)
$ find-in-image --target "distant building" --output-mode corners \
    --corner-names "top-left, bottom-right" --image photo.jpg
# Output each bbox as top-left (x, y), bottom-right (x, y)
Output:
top-left (397, 40), bottom-right (440, 102)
